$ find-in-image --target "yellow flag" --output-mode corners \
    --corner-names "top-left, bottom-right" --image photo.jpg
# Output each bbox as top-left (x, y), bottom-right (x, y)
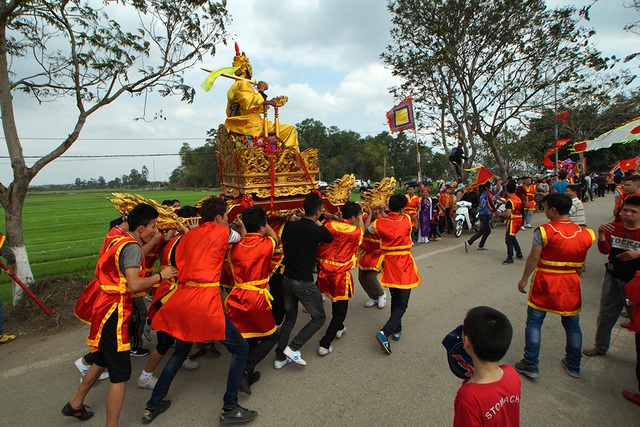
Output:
top-left (201, 66), bottom-right (240, 92)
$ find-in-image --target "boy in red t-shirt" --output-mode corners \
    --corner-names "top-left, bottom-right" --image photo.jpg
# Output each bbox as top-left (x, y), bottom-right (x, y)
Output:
top-left (454, 306), bottom-right (521, 427)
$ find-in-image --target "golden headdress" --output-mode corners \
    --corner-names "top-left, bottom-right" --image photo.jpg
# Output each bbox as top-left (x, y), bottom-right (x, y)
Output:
top-left (232, 42), bottom-right (252, 79)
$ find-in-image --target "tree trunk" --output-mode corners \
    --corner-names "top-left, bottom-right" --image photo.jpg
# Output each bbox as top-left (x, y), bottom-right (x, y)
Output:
top-left (4, 189), bottom-right (34, 305)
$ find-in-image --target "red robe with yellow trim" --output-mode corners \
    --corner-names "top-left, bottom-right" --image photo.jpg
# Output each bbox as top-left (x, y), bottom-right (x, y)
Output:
top-left (372, 212), bottom-right (422, 289)
top-left (357, 233), bottom-right (383, 272)
top-left (527, 220), bottom-right (595, 315)
top-left (317, 220), bottom-right (363, 301)
top-left (405, 194), bottom-right (420, 227)
top-left (151, 222), bottom-right (229, 342)
top-left (523, 184), bottom-right (536, 211)
top-left (83, 236), bottom-right (145, 352)
top-left (147, 234), bottom-right (182, 321)
top-left (268, 219), bottom-right (286, 276)
top-left (75, 226), bottom-right (129, 324)
top-left (226, 233), bottom-right (277, 338)
top-left (505, 195), bottom-right (523, 236)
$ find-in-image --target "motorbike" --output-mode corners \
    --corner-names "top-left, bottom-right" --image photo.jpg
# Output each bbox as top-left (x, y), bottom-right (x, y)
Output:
top-left (454, 200), bottom-right (478, 237)
top-left (490, 199), bottom-right (506, 228)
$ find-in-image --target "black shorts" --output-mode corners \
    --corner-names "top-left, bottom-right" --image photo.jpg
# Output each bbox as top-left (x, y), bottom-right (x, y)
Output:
top-left (91, 309), bottom-right (132, 383)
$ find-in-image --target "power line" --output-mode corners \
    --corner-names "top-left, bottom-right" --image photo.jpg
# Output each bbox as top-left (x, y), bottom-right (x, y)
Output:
top-left (0, 137), bottom-right (206, 141)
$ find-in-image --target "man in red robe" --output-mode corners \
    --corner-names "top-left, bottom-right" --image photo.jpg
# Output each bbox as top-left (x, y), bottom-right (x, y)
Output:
top-left (370, 194), bottom-right (422, 355)
top-left (62, 204), bottom-right (178, 426)
top-left (405, 184), bottom-right (420, 239)
top-left (226, 206), bottom-right (278, 395)
top-left (514, 193), bottom-right (594, 379)
top-left (317, 202), bottom-right (366, 355)
top-left (142, 196), bottom-right (258, 425)
top-left (500, 180), bottom-right (524, 265)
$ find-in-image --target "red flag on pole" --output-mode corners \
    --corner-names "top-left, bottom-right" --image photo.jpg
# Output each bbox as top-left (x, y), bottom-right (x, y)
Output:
top-left (554, 110), bottom-right (569, 123)
top-left (542, 139), bottom-right (572, 169)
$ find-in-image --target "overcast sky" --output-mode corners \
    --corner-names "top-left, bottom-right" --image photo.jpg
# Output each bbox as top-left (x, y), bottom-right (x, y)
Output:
top-left (0, 0), bottom-right (637, 186)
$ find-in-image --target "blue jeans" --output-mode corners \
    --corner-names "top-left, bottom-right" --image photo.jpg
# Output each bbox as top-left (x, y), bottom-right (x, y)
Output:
top-left (147, 314), bottom-right (248, 411)
top-left (523, 306), bottom-right (582, 367)
top-left (505, 234), bottom-right (522, 260)
top-left (276, 276), bottom-right (326, 359)
top-left (381, 288), bottom-right (411, 336)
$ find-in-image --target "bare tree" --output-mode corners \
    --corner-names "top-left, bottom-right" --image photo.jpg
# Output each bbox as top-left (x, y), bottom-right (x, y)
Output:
top-left (0, 0), bottom-right (229, 303)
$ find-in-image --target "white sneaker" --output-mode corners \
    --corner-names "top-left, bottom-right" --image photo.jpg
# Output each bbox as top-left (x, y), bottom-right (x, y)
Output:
top-left (75, 358), bottom-right (109, 382)
top-left (137, 375), bottom-right (158, 390)
top-left (283, 346), bottom-right (307, 366)
top-left (181, 358), bottom-right (199, 370)
top-left (318, 345), bottom-right (333, 356)
top-left (335, 327), bottom-right (347, 339)
top-left (364, 299), bottom-right (378, 308)
top-left (274, 358), bottom-right (292, 370)
top-left (377, 292), bottom-right (387, 309)
top-left (520, 226), bottom-right (526, 231)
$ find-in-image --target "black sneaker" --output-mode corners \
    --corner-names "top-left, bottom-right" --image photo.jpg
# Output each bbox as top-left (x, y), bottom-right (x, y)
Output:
top-left (61, 402), bottom-right (94, 421)
top-left (514, 359), bottom-right (540, 379)
top-left (130, 347), bottom-right (150, 357)
top-left (248, 371), bottom-right (261, 385)
top-left (561, 358), bottom-right (580, 378)
top-left (239, 373), bottom-right (252, 395)
top-left (516, 253), bottom-right (524, 260)
top-left (220, 405), bottom-right (258, 424)
top-left (141, 400), bottom-right (171, 425)
top-left (502, 258), bottom-right (514, 265)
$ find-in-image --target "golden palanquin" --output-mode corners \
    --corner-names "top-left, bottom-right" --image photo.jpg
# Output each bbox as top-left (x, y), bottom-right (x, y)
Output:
top-left (216, 125), bottom-right (319, 199)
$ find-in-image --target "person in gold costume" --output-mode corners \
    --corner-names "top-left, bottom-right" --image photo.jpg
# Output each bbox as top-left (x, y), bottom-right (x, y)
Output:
top-left (225, 44), bottom-right (299, 150)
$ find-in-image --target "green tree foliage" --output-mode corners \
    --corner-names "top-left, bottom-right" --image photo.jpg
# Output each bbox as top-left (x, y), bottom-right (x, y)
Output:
top-left (170, 141), bottom-right (219, 188)
top-left (0, 0), bottom-right (230, 300)
top-left (383, 0), bottom-right (606, 179)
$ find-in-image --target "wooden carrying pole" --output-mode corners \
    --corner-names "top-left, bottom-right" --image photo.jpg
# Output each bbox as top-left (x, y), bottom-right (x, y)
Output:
top-left (0, 260), bottom-right (51, 316)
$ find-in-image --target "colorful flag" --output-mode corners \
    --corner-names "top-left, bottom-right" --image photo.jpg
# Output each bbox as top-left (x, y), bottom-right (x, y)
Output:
top-left (201, 66), bottom-right (240, 92)
top-left (386, 97), bottom-right (415, 133)
top-left (464, 165), bottom-right (494, 188)
top-left (609, 161), bottom-right (623, 177)
top-left (573, 116), bottom-right (640, 152)
top-left (554, 110), bottom-right (569, 123)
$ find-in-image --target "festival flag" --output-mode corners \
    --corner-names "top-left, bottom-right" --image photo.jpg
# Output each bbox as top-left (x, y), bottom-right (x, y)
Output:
top-left (542, 138), bottom-right (572, 169)
top-left (386, 97), bottom-right (416, 133)
top-left (554, 110), bottom-right (569, 123)
top-left (573, 116), bottom-right (640, 152)
top-left (609, 161), bottom-right (623, 177)
top-left (201, 66), bottom-right (240, 92)
top-left (464, 165), bottom-right (494, 188)
top-left (620, 157), bottom-right (638, 171)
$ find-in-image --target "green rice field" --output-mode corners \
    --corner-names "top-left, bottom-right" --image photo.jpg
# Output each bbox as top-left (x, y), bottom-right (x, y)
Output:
top-left (0, 189), bottom-right (214, 303)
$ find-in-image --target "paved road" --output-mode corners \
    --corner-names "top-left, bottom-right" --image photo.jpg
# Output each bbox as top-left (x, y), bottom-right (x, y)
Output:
top-left (1, 195), bottom-right (638, 426)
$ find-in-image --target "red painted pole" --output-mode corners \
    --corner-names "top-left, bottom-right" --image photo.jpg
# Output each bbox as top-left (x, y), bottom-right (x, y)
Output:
top-left (0, 261), bottom-right (51, 316)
